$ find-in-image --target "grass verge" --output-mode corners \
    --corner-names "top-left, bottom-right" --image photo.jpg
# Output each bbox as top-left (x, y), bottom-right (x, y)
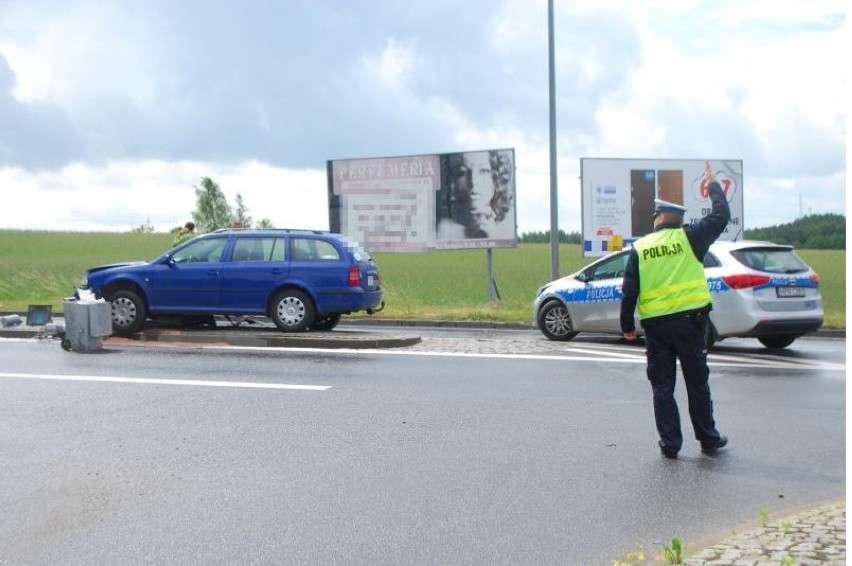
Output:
top-left (0, 230), bottom-right (844, 328)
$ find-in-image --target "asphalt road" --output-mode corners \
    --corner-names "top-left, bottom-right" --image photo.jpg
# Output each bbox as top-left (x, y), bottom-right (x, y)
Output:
top-left (0, 333), bottom-right (845, 564)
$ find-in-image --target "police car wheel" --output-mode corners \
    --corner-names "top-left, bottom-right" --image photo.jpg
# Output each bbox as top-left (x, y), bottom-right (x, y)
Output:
top-left (538, 300), bottom-right (578, 341)
top-left (757, 334), bottom-right (797, 349)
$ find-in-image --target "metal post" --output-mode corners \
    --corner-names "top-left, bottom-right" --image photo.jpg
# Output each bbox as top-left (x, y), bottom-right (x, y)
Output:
top-left (487, 248), bottom-right (494, 302)
top-left (548, 0), bottom-right (559, 280)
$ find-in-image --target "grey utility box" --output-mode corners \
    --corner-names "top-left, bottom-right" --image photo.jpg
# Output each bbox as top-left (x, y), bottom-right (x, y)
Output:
top-left (62, 300), bottom-right (112, 352)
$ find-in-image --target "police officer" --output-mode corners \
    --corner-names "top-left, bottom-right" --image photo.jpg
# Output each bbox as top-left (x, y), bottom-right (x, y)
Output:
top-left (620, 160), bottom-right (730, 459)
top-left (172, 221), bottom-right (196, 247)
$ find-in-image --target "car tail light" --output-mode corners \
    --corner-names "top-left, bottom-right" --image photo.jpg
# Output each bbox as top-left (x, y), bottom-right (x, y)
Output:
top-left (348, 265), bottom-right (361, 286)
top-left (809, 273), bottom-right (821, 285)
top-left (722, 274), bottom-right (771, 289)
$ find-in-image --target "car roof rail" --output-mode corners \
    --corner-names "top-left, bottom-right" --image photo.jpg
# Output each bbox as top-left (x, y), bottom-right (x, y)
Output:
top-left (272, 228), bottom-right (330, 234)
top-left (209, 228), bottom-right (330, 235)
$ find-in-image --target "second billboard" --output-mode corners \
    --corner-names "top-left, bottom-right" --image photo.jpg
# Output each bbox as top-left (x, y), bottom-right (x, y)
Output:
top-left (580, 158), bottom-right (744, 257)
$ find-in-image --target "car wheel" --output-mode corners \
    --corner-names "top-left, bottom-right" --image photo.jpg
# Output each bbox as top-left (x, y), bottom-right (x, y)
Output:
top-left (757, 334), bottom-right (797, 349)
top-left (106, 289), bottom-right (146, 334)
top-left (538, 300), bottom-right (578, 341)
top-left (270, 289), bottom-right (315, 332)
top-left (310, 314), bottom-right (342, 331)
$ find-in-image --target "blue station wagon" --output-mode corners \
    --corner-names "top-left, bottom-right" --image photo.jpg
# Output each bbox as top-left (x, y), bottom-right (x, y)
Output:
top-left (81, 229), bottom-right (384, 334)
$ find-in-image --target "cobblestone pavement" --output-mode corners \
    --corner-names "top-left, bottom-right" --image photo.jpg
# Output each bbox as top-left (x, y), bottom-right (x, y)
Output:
top-left (403, 335), bottom-right (617, 355)
top-left (684, 501), bottom-right (845, 565)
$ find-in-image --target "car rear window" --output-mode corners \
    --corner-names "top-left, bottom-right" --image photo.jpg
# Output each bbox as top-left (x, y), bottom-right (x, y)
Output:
top-left (292, 238), bottom-right (341, 261)
top-left (340, 238), bottom-right (373, 262)
top-left (349, 246), bottom-right (372, 262)
top-left (730, 247), bottom-right (810, 274)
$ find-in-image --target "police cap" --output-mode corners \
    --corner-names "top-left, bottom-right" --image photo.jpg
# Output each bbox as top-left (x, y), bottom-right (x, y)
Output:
top-left (653, 198), bottom-right (687, 217)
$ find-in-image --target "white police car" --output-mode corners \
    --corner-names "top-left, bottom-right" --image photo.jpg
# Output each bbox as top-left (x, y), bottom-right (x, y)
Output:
top-left (533, 240), bottom-right (823, 349)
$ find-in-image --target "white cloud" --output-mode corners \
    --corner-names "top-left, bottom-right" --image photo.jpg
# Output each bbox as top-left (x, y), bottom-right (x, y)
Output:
top-left (0, 160), bottom-right (330, 232)
top-left (371, 38), bottom-right (416, 89)
top-left (0, 0), bottom-right (845, 236)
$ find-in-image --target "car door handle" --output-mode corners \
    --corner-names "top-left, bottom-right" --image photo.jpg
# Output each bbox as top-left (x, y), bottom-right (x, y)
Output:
top-left (208, 269), bottom-right (219, 276)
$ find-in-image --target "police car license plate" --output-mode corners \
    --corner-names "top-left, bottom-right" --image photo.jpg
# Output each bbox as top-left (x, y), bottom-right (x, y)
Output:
top-left (776, 286), bottom-right (806, 298)
top-left (368, 275), bottom-right (376, 287)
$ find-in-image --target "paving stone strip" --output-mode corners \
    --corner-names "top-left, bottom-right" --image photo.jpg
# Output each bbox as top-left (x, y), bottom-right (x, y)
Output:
top-left (683, 501), bottom-right (845, 565)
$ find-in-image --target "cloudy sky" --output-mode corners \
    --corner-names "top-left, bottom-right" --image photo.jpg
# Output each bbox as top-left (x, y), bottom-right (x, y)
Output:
top-left (0, 0), bottom-right (846, 235)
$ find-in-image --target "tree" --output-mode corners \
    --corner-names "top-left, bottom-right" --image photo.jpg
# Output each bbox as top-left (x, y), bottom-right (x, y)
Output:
top-left (518, 230), bottom-right (582, 244)
top-left (131, 216), bottom-right (155, 234)
top-left (256, 218), bottom-right (274, 228)
top-left (744, 213), bottom-right (845, 249)
top-left (191, 177), bottom-right (232, 232)
top-left (232, 193), bottom-right (253, 228)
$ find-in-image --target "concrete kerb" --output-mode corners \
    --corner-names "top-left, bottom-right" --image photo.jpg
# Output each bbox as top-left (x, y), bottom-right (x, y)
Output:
top-left (0, 314), bottom-right (423, 349)
top-left (106, 326), bottom-right (422, 349)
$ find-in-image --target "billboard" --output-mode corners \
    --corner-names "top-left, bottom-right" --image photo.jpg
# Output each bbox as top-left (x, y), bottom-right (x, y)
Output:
top-left (328, 149), bottom-right (516, 252)
top-left (580, 158), bottom-right (744, 257)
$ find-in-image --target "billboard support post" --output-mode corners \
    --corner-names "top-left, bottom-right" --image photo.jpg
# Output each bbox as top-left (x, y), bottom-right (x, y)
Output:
top-left (487, 248), bottom-right (494, 302)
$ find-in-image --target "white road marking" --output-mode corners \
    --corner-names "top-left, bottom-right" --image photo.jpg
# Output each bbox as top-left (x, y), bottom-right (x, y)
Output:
top-left (560, 346), bottom-right (645, 360)
top-left (0, 372), bottom-right (331, 390)
top-left (555, 343), bottom-right (844, 369)
top-left (152, 344), bottom-right (845, 371)
top-left (3, 337), bottom-right (840, 372)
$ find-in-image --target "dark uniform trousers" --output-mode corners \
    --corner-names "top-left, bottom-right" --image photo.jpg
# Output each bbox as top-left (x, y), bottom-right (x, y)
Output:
top-left (644, 313), bottom-right (722, 451)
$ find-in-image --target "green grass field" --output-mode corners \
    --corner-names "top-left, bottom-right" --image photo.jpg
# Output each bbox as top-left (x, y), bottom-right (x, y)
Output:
top-left (0, 230), bottom-right (844, 328)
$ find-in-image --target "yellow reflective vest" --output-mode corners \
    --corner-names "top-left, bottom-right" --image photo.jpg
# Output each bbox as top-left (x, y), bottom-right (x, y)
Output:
top-left (634, 228), bottom-right (711, 320)
top-left (172, 230), bottom-right (195, 247)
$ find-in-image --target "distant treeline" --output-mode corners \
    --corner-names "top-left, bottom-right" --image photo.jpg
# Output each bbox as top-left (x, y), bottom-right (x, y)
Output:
top-left (518, 230), bottom-right (582, 244)
top-left (743, 213), bottom-right (845, 249)
top-left (519, 213), bottom-right (845, 249)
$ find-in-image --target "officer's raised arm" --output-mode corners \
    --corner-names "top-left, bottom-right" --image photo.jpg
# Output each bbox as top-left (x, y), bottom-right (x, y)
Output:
top-left (686, 160), bottom-right (731, 259)
top-left (701, 160), bottom-right (730, 233)
top-left (704, 160), bottom-right (716, 183)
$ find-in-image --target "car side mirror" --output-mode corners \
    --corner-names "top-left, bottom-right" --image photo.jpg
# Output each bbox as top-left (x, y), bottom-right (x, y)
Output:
top-left (576, 272), bottom-right (588, 284)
